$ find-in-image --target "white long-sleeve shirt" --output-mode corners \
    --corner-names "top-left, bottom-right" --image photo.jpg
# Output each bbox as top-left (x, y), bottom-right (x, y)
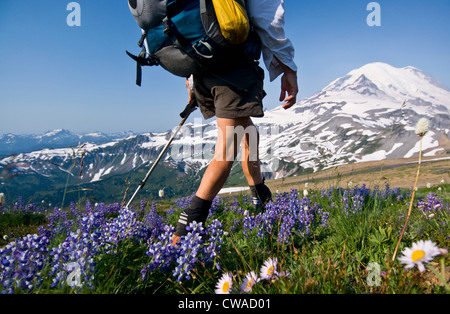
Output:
top-left (246, 0), bottom-right (297, 81)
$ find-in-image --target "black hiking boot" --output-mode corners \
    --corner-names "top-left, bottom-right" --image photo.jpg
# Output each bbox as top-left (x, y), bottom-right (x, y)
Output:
top-left (250, 181), bottom-right (272, 211)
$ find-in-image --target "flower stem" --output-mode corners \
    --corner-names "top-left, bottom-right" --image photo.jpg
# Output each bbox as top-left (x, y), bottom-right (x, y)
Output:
top-left (392, 137), bottom-right (423, 261)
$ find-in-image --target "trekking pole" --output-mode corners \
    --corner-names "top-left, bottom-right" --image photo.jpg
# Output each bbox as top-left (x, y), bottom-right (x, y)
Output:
top-left (125, 99), bottom-right (197, 209)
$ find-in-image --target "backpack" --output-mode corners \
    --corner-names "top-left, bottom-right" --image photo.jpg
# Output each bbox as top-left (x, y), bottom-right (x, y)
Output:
top-left (126, 0), bottom-right (261, 86)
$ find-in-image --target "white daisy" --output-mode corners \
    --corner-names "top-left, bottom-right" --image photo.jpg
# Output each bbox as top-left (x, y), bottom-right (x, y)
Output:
top-left (215, 272), bottom-right (233, 294)
top-left (240, 271), bottom-right (260, 293)
top-left (398, 240), bottom-right (441, 272)
top-left (260, 257), bottom-right (277, 280)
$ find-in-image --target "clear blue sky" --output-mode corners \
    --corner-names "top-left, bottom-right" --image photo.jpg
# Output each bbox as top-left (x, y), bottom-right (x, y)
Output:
top-left (1, 0), bottom-right (449, 135)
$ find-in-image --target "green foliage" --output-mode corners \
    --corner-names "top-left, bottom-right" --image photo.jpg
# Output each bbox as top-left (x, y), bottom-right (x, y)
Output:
top-left (1, 184), bottom-right (449, 294)
top-left (0, 212), bottom-right (46, 247)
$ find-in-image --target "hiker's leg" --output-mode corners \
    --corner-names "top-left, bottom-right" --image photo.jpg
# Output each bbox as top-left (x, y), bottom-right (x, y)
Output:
top-left (195, 117), bottom-right (247, 201)
top-left (174, 117), bottom-right (244, 238)
top-left (196, 116), bottom-right (270, 209)
top-left (174, 61), bottom-right (267, 239)
top-left (240, 118), bottom-right (272, 209)
top-left (240, 117), bottom-right (263, 186)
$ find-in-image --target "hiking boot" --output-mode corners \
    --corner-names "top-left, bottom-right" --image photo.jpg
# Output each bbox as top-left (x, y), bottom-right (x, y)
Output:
top-left (174, 195), bottom-right (211, 238)
top-left (250, 182), bottom-right (272, 211)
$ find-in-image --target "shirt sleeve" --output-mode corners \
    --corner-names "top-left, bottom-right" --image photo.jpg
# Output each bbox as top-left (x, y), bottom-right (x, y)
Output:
top-left (246, 0), bottom-right (297, 81)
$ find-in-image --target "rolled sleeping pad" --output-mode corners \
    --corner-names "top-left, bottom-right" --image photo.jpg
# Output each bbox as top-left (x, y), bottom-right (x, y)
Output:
top-left (127, 0), bottom-right (167, 31)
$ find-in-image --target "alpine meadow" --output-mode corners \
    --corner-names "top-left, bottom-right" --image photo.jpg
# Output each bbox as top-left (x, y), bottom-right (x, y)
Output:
top-left (1, 62), bottom-right (449, 296)
top-left (1, 0), bottom-right (450, 299)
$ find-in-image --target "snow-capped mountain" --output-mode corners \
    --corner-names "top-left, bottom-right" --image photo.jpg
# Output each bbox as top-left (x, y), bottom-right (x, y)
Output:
top-left (1, 62), bottom-right (449, 202)
top-left (257, 62), bottom-right (449, 176)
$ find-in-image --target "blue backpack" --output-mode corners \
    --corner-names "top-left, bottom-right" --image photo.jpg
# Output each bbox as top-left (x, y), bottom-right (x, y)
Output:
top-left (126, 0), bottom-right (261, 86)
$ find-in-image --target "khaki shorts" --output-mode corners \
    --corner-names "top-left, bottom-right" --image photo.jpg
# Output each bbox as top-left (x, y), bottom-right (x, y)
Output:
top-left (193, 62), bottom-right (266, 120)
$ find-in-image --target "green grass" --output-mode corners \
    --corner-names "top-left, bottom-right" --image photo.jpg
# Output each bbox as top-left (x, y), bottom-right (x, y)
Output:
top-left (92, 186), bottom-right (448, 293)
top-left (0, 211), bottom-right (47, 247)
top-left (2, 184), bottom-right (449, 294)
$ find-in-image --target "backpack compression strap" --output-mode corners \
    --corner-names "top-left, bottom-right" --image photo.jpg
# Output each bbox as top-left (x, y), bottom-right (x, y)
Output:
top-left (126, 28), bottom-right (160, 86)
top-left (126, 48), bottom-right (159, 86)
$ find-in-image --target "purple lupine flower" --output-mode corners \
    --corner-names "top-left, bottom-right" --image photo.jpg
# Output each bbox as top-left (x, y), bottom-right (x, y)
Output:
top-left (417, 193), bottom-right (444, 213)
top-left (0, 234), bottom-right (50, 293)
top-left (174, 195), bottom-right (193, 211)
top-left (143, 202), bottom-right (164, 240)
top-left (202, 219), bottom-right (224, 269)
top-left (99, 207), bottom-right (150, 253)
top-left (142, 225), bottom-right (178, 277)
top-left (208, 196), bottom-right (223, 217)
top-left (48, 228), bottom-right (101, 290)
top-left (243, 214), bottom-right (255, 238)
top-left (173, 221), bottom-right (204, 282)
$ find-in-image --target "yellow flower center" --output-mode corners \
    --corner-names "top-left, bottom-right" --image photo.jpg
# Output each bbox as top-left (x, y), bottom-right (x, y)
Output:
top-left (412, 250), bottom-right (425, 262)
top-left (267, 266), bottom-right (274, 275)
top-left (246, 280), bottom-right (253, 290)
top-left (222, 282), bottom-right (230, 293)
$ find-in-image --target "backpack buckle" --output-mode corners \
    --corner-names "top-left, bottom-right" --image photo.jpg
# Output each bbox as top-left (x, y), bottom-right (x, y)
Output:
top-left (163, 17), bottom-right (173, 36)
top-left (192, 39), bottom-right (214, 59)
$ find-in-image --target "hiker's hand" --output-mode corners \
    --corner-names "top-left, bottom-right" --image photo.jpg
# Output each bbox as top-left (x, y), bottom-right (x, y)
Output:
top-left (279, 67), bottom-right (298, 110)
top-left (186, 76), bottom-right (195, 103)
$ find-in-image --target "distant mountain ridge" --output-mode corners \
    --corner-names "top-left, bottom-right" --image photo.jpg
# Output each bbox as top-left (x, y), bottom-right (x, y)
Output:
top-left (0, 129), bottom-right (137, 155)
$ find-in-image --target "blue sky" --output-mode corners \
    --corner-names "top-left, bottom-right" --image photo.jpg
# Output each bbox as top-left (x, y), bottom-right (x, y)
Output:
top-left (1, 0), bottom-right (449, 135)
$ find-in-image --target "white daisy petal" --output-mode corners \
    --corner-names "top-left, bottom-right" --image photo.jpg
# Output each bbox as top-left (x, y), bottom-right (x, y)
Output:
top-left (240, 271), bottom-right (259, 293)
top-left (215, 272), bottom-right (233, 294)
top-left (398, 240), bottom-right (441, 272)
top-left (260, 258), bottom-right (277, 280)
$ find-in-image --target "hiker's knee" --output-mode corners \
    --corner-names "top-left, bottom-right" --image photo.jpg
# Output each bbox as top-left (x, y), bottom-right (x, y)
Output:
top-left (216, 118), bottom-right (258, 162)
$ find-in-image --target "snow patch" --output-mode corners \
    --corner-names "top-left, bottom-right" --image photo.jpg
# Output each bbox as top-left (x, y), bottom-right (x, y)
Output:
top-left (218, 187), bottom-right (250, 195)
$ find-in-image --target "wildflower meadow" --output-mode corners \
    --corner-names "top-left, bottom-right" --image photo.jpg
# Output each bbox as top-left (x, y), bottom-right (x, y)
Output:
top-left (1, 181), bottom-right (449, 295)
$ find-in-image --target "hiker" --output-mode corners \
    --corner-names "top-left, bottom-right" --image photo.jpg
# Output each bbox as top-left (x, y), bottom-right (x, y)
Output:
top-left (173, 0), bottom-right (298, 242)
